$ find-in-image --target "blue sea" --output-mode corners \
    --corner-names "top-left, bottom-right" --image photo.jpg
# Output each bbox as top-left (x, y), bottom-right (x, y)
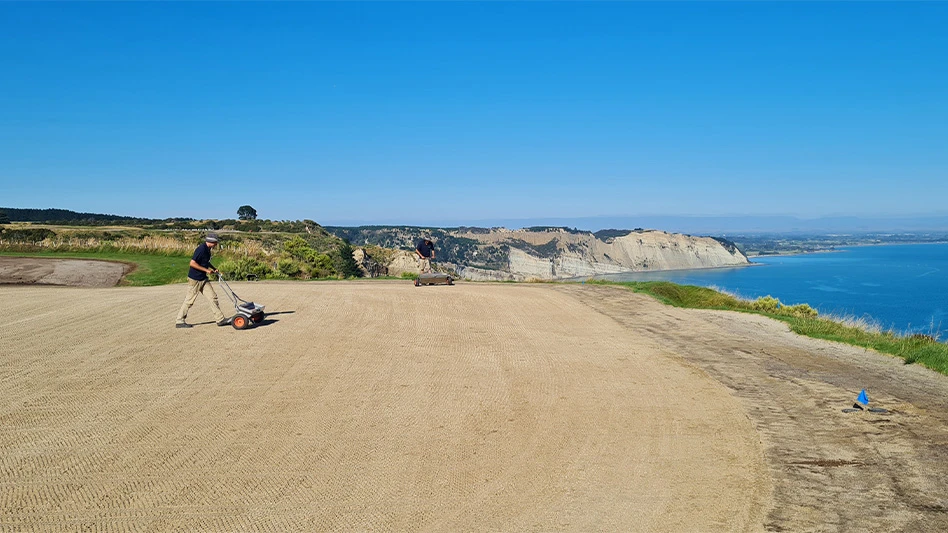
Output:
top-left (594, 243), bottom-right (948, 337)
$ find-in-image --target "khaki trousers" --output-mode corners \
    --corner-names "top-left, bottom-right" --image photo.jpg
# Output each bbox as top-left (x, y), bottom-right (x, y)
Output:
top-left (176, 278), bottom-right (227, 324)
top-left (418, 257), bottom-right (431, 274)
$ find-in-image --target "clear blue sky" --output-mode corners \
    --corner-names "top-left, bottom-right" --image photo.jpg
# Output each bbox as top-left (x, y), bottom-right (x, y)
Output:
top-left (2, 2), bottom-right (946, 227)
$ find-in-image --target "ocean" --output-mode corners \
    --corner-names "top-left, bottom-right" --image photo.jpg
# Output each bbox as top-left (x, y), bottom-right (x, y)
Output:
top-left (594, 243), bottom-right (948, 337)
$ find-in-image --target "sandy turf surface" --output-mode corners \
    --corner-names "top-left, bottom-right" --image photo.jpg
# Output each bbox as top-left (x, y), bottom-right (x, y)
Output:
top-left (1, 279), bottom-right (947, 531)
top-left (0, 257), bottom-right (127, 288)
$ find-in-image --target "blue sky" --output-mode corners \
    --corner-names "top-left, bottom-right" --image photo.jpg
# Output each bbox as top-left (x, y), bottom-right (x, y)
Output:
top-left (1, 2), bottom-right (946, 227)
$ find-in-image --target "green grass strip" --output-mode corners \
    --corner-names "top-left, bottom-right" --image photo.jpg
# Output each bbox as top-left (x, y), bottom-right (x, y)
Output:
top-left (587, 280), bottom-right (948, 376)
top-left (0, 250), bottom-right (189, 286)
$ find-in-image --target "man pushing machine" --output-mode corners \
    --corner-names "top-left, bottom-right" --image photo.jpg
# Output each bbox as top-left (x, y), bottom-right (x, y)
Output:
top-left (414, 236), bottom-right (454, 286)
top-left (175, 232), bottom-right (230, 328)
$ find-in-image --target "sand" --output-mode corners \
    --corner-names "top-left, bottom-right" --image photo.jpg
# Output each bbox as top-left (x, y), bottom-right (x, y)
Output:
top-left (1, 274), bottom-right (946, 531)
top-left (0, 256), bottom-right (128, 288)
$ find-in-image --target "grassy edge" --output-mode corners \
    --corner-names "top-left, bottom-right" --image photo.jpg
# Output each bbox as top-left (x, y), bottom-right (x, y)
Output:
top-left (585, 279), bottom-right (948, 376)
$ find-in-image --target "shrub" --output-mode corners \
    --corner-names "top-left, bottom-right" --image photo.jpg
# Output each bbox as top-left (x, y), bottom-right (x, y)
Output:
top-left (218, 257), bottom-right (272, 280)
top-left (909, 333), bottom-right (938, 344)
top-left (782, 303), bottom-right (818, 318)
top-left (217, 260), bottom-right (239, 279)
top-left (752, 295), bottom-right (781, 313)
top-left (306, 252), bottom-right (334, 278)
top-left (401, 272), bottom-right (419, 280)
top-left (277, 258), bottom-right (303, 278)
top-left (283, 236), bottom-right (313, 261)
top-left (0, 228), bottom-right (56, 243)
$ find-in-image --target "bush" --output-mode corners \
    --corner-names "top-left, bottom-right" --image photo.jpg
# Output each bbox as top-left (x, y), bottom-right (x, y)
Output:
top-left (401, 272), bottom-right (419, 280)
top-left (306, 252), bottom-right (334, 278)
top-left (752, 295), bottom-right (781, 313)
top-left (783, 303), bottom-right (818, 318)
top-left (218, 257), bottom-right (273, 280)
top-left (283, 236), bottom-right (312, 261)
top-left (277, 258), bottom-right (303, 278)
top-left (0, 228), bottom-right (56, 243)
top-left (908, 333), bottom-right (938, 344)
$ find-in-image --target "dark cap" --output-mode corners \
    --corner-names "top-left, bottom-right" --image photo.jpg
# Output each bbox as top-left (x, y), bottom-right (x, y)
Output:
top-left (205, 232), bottom-right (219, 243)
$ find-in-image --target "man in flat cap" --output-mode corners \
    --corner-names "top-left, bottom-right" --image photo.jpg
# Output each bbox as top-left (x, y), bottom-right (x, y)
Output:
top-left (175, 232), bottom-right (230, 328)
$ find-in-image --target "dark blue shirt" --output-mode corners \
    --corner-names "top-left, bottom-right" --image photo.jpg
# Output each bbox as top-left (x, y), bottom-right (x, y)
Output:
top-left (188, 242), bottom-right (214, 281)
top-left (415, 239), bottom-right (434, 258)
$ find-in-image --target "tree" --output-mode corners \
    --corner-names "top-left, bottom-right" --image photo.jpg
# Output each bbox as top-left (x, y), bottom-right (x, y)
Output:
top-left (0, 210), bottom-right (9, 225)
top-left (333, 241), bottom-right (363, 278)
top-left (237, 205), bottom-right (258, 220)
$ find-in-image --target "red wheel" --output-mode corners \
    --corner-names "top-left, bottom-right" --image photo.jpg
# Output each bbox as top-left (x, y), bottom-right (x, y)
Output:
top-left (250, 312), bottom-right (264, 324)
top-left (232, 315), bottom-right (248, 330)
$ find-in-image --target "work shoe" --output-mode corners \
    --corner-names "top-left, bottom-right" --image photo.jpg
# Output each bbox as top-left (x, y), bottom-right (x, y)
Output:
top-left (217, 318), bottom-right (231, 327)
top-left (175, 323), bottom-right (193, 329)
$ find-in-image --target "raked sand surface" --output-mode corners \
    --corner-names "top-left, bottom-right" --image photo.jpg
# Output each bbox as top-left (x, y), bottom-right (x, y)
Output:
top-left (2, 277), bottom-right (948, 531)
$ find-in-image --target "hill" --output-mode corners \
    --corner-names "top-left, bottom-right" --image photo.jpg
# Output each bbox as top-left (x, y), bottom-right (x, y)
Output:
top-left (325, 226), bottom-right (749, 281)
top-left (0, 207), bottom-right (155, 224)
top-left (1, 209), bottom-right (748, 280)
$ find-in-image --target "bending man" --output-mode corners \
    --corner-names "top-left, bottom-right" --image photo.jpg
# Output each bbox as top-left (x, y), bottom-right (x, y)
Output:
top-left (415, 237), bottom-right (435, 274)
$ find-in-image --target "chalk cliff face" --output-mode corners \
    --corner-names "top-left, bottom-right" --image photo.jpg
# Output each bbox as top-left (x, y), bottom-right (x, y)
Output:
top-left (337, 226), bottom-right (749, 281)
top-left (451, 228), bottom-right (749, 281)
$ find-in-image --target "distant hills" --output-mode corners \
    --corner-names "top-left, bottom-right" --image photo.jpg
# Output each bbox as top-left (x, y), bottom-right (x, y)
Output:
top-left (5, 207), bottom-right (948, 234)
top-left (0, 207), bottom-right (184, 224)
top-left (4, 207), bottom-right (947, 277)
top-left (0, 208), bottom-right (749, 280)
top-left (419, 215), bottom-right (948, 234)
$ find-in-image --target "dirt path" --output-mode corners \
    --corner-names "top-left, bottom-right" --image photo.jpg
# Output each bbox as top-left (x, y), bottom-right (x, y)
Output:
top-left (556, 284), bottom-right (948, 532)
top-left (0, 256), bottom-right (128, 287)
top-left (1, 281), bottom-right (946, 531)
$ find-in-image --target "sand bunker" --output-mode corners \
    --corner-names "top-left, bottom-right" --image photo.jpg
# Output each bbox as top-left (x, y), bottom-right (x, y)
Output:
top-left (0, 256), bottom-right (128, 287)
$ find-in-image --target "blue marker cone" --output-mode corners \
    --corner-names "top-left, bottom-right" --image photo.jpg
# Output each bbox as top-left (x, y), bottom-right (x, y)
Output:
top-left (857, 389), bottom-right (869, 405)
top-left (851, 389), bottom-right (869, 410)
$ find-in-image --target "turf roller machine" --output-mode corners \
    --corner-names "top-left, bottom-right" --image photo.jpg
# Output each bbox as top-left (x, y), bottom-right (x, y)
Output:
top-left (414, 272), bottom-right (454, 286)
top-left (217, 273), bottom-right (265, 329)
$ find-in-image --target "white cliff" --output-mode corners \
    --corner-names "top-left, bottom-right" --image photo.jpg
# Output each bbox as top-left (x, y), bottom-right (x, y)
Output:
top-left (453, 228), bottom-right (749, 281)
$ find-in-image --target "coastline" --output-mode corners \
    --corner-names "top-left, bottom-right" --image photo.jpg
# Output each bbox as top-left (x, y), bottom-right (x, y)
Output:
top-left (590, 242), bottom-right (948, 337)
top-left (741, 239), bottom-right (948, 258)
top-left (579, 261), bottom-right (759, 283)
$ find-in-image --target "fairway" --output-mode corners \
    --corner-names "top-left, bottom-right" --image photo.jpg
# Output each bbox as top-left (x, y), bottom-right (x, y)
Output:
top-left (1, 281), bottom-right (769, 531)
top-left (3, 281), bottom-right (948, 531)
